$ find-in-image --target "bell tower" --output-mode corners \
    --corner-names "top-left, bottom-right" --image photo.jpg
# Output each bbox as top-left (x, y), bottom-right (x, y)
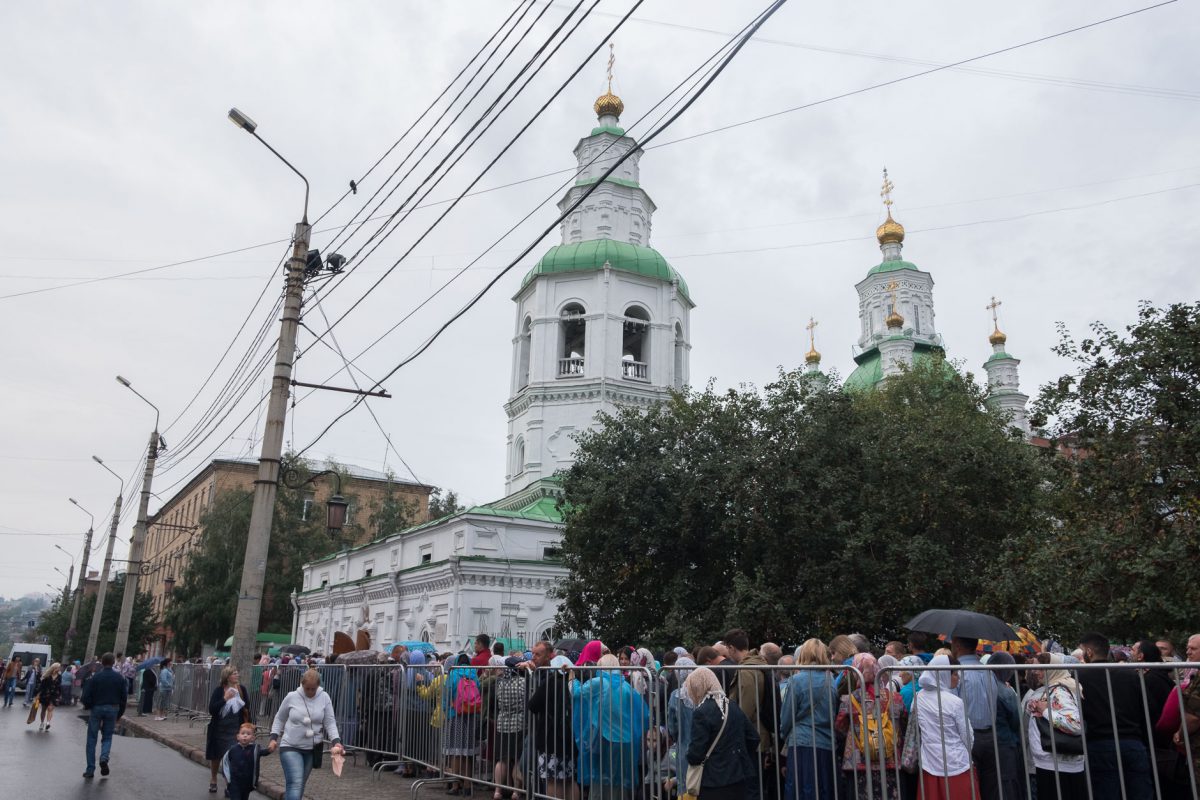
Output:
top-left (503, 51), bottom-right (694, 494)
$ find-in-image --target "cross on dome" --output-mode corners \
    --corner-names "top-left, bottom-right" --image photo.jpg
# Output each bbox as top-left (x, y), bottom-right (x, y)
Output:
top-left (987, 295), bottom-right (1007, 345)
top-left (876, 167), bottom-right (905, 246)
top-left (805, 316), bottom-right (821, 364)
top-left (593, 42), bottom-right (624, 120)
top-left (885, 279), bottom-right (905, 329)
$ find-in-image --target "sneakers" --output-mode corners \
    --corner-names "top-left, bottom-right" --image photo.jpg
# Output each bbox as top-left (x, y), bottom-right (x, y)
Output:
top-left (153, 716), bottom-right (166, 721)
top-left (82, 772), bottom-right (94, 779)
top-left (100, 761), bottom-right (110, 776)
top-left (38, 723), bottom-right (44, 731)
top-left (44, 724), bottom-right (50, 731)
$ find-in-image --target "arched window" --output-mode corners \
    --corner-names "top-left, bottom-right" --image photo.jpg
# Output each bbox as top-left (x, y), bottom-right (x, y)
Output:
top-left (513, 437), bottom-right (526, 476)
top-left (622, 305), bottom-right (650, 381)
top-left (673, 322), bottom-right (686, 390)
top-left (517, 316), bottom-right (532, 389)
top-left (559, 303), bottom-right (586, 377)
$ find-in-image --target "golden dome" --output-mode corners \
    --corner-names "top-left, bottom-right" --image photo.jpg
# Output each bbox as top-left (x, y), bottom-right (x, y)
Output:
top-left (805, 347), bottom-right (821, 365)
top-left (594, 90), bottom-right (624, 119)
top-left (876, 211), bottom-right (905, 245)
top-left (885, 309), bottom-right (905, 329)
top-left (989, 326), bottom-right (1007, 346)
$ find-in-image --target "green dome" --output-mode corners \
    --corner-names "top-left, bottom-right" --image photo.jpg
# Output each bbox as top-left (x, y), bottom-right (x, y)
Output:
top-left (866, 259), bottom-right (922, 276)
top-left (843, 342), bottom-right (949, 392)
top-left (521, 240), bottom-right (690, 302)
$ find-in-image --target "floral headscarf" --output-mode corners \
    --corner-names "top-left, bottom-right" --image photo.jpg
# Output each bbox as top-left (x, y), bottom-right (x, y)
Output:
top-left (683, 666), bottom-right (726, 708)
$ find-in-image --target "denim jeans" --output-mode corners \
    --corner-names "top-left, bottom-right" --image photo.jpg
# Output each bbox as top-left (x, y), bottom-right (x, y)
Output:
top-left (1086, 738), bottom-right (1152, 800)
top-left (158, 688), bottom-right (173, 715)
top-left (86, 704), bottom-right (119, 772)
top-left (25, 676), bottom-right (38, 704)
top-left (279, 748), bottom-right (314, 800)
top-left (3, 677), bottom-right (15, 706)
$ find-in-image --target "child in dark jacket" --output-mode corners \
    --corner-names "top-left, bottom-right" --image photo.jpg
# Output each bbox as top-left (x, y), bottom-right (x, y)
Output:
top-left (222, 723), bottom-right (270, 799)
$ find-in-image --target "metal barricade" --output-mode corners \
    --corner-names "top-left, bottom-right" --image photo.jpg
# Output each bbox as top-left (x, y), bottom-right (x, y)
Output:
top-left (340, 663), bottom-right (406, 766)
top-left (398, 659), bottom-right (448, 779)
top-left (879, 659), bottom-right (1200, 800)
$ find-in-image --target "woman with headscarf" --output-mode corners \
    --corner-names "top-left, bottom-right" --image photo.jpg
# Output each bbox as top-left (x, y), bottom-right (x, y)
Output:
top-left (666, 656), bottom-right (698, 794)
top-left (491, 656), bottom-right (528, 800)
top-left (442, 653), bottom-right (482, 795)
top-left (684, 666), bottom-right (759, 800)
top-left (574, 653), bottom-right (650, 799)
top-left (577, 640), bottom-right (605, 667)
top-left (912, 655), bottom-right (977, 800)
top-left (1025, 652), bottom-right (1085, 799)
top-left (628, 648), bottom-right (656, 698)
top-left (780, 639), bottom-right (837, 800)
top-left (833, 652), bottom-right (904, 800)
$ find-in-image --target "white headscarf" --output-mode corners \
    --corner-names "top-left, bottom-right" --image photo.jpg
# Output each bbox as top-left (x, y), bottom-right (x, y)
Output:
top-left (918, 654), bottom-right (954, 692)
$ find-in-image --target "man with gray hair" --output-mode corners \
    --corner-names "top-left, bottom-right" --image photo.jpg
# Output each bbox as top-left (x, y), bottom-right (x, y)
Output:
top-left (847, 633), bottom-right (871, 654)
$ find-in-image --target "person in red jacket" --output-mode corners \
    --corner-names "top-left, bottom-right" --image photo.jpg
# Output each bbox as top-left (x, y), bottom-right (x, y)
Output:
top-left (470, 634), bottom-right (493, 668)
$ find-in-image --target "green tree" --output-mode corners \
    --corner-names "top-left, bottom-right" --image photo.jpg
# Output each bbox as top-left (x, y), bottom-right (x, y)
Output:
top-left (164, 455), bottom-right (344, 655)
top-left (428, 487), bottom-right (465, 519)
top-left (556, 358), bottom-right (1048, 646)
top-left (37, 573), bottom-right (155, 659)
top-left (367, 473), bottom-right (419, 540)
top-left (995, 302), bottom-right (1200, 642)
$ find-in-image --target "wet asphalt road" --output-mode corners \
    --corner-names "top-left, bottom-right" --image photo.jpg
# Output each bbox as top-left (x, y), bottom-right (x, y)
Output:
top-left (0, 702), bottom-right (215, 799)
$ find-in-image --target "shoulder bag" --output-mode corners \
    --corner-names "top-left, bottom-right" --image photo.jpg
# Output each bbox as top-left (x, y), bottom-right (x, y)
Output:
top-left (684, 699), bottom-right (729, 800)
top-left (1034, 686), bottom-right (1084, 756)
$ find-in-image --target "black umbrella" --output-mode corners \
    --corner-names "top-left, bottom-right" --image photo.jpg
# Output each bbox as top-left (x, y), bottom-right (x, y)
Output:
top-left (904, 609), bottom-right (1018, 642)
top-left (280, 644), bottom-right (311, 656)
top-left (554, 638), bottom-right (587, 656)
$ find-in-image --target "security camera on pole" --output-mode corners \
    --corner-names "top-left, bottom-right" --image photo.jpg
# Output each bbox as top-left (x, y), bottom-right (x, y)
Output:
top-left (113, 375), bottom-right (163, 658)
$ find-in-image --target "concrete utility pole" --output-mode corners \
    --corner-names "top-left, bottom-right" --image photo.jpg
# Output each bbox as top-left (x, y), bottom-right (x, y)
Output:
top-left (86, 491), bottom-right (122, 662)
top-left (67, 499), bottom-right (95, 663)
top-left (113, 430), bottom-right (158, 657)
top-left (227, 107), bottom-right (315, 678)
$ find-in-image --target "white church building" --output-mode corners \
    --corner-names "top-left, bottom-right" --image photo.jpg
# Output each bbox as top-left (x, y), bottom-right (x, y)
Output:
top-left (291, 84), bottom-right (692, 653)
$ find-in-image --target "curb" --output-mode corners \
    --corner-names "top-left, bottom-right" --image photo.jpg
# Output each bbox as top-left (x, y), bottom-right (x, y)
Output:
top-left (119, 716), bottom-right (289, 800)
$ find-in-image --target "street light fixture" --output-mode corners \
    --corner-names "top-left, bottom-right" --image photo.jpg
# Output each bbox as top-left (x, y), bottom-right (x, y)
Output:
top-left (226, 106), bottom-right (315, 677)
top-left (86, 455), bottom-right (125, 663)
top-left (113, 375), bottom-right (163, 657)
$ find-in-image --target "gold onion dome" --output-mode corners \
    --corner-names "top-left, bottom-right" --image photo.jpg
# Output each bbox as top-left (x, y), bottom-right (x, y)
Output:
top-left (886, 309), bottom-right (905, 329)
top-left (989, 326), bottom-right (1008, 346)
top-left (876, 211), bottom-right (905, 245)
top-left (805, 347), bottom-right (821, 365)
top-left (594, 90), bottom-right (624, 119)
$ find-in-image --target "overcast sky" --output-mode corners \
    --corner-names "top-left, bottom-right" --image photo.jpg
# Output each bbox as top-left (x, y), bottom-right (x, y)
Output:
top-left (2, 1), bottom-right (1197, 600)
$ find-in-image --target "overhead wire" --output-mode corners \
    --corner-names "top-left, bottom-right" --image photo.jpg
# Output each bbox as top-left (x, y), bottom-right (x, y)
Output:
top-left (293, 0), bottom-right (791, 459)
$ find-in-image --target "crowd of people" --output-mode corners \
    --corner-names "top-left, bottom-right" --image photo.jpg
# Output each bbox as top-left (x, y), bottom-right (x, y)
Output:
top-left (4, 628), bottom-right (1197, 800)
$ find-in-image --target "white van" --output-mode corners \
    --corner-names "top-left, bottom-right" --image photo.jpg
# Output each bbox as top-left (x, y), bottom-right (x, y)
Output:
top-left (7, 644), bottom-right (53, 686)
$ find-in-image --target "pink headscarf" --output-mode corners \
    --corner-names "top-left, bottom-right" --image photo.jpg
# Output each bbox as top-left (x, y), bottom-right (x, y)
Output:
top-left (852, 652), bottom-right (879, 697)
top-left (577, 640), bottom-right (604, 666)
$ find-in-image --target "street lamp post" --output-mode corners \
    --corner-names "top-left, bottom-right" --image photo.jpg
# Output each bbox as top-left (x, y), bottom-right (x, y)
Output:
top-left (86, 457), bottom-right (124, 663)
top-left (66, 498), bottom-right (95, 662)
top-left (113, 375), bottom-right (162, 658)
top-left (227, 107), bottom-right (313, 678)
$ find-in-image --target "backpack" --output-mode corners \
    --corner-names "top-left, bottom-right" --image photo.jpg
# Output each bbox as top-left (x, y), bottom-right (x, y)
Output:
top-left (453, 676), bottom-right (482, 714)
top-left (850, 693), bottom-right (897, 764)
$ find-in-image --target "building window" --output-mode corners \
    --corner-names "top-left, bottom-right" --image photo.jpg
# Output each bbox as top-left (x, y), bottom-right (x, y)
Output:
top-left (558, 303), bottom-right (586, 377)
top-left (542, 546), bottom-right (562, 560)
top-left (345, 502), bottom-right (356, 527)
top-left (421, 552), bottom-right (432, 564)
top-left (513, 437), bottom-right (525, 476)
top-left (622, 306), bottom-right (650, 381)
top-left (320, 572), bottom-right (329, 589)
top-left (517, 316), bottom-right (532, 390)
top-left (911, 304), bottom-right (921, 334)
top-left (674, 323), bottom-right (686, 390)
top-left (301, 495), bottom-right (314, 521)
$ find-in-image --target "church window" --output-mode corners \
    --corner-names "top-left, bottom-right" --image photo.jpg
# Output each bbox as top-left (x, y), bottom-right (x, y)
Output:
top-left (621, 305), bottom-right (650, 381)
top-left (673, 322), bottom-right (686, 390)
top-left (911, 305), bottom-right (921, 333)
top-left (559, 303), bottom-right (586, 377)
top-left (517, 316), bottom-right (532, 390)
top-left (513, 437), bottom-right (526, 476)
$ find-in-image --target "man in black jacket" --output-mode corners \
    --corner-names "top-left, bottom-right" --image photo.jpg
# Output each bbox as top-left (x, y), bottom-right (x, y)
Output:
top-left (81, 652), bottom-right (127, 779)
top-left (1078, 633), bottom-right (1153, 800)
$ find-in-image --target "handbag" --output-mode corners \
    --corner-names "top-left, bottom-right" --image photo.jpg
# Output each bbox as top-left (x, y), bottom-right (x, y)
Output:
top-left (1034, 687), bottom-right (1084, 756)
top-left (900, 701), bottom-right (920, 773)
top-left (683, 698), bottom-right (730, 799)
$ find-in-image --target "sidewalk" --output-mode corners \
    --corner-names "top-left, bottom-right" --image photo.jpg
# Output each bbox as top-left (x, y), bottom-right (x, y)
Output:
top-left (119, 712), bottom-right (443, 800)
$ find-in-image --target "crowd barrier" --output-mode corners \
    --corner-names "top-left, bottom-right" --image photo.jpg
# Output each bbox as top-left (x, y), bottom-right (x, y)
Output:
top-left (145, 658), bottom-right (1200, 800)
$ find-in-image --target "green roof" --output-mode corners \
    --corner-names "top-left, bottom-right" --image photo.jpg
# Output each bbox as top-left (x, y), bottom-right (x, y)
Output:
top-left (467, 493), bottom-right (563, 523)
top-left (866, 259), bottom-right (923, 276)
top-left (843, 342), bottom-right (948, 392)
top-left (521, 240), bottom-right (690, 302)
top-left (986, 351), bottom-right (1014, 363)
top-left (590, 125), bottom-right (626, 136)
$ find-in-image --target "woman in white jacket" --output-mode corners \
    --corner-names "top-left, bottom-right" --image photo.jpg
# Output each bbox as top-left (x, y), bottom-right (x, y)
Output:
top-left (268, 669), bottom-right (344, 800)
top-left (913, 655), bottom-right (979, 800)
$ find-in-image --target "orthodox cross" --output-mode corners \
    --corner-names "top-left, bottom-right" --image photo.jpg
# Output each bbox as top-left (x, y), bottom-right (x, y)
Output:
top-left (885, 279), bottom-right (900, 310)
top-left (987, 296), bottom-right (1002, 327)
top-left (607, 43), bottom-right (615, 92)
top-left (881, 167), bottom-right (894, 211)
top-left (806, 316), bottom-right (818, 349)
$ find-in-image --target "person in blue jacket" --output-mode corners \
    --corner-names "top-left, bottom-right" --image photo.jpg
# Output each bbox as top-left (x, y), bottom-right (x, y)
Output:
top-left (81, 652), bottom-right (128, 779)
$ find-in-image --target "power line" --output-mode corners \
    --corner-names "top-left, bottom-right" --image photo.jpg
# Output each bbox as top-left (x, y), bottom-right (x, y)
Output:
top-left (294, 0), bottom-right (790, 459)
